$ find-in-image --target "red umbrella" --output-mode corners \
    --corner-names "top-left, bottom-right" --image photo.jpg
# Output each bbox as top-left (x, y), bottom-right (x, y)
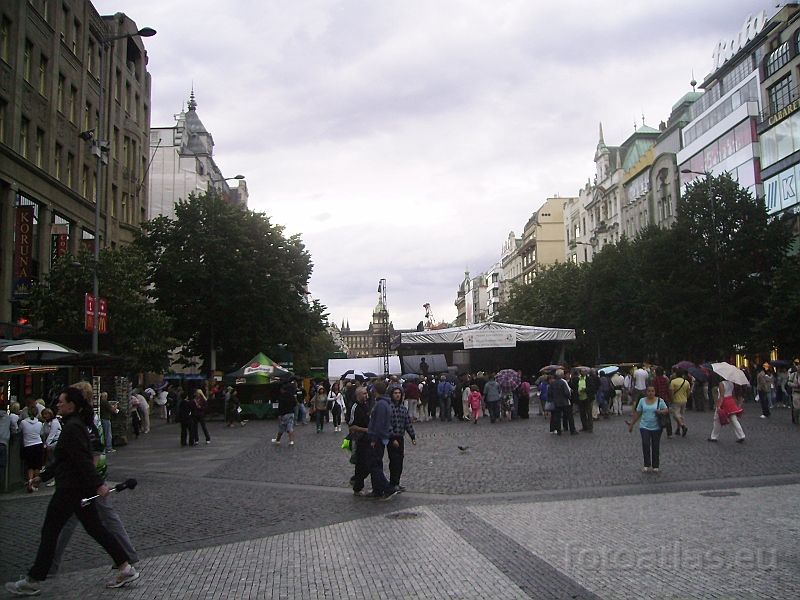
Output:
top-left (674, 361), bottom-right (696, 370)
top-left (496, 369), bottom-right (521, 391)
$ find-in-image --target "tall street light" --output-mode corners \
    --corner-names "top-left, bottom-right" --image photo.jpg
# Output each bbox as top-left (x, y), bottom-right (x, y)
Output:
top-left (88, 26), bottom-right (156, 354)
top-left (206, 175), bottom-right (245, 376)
top-left (680, 168), bottom-right (725, 349)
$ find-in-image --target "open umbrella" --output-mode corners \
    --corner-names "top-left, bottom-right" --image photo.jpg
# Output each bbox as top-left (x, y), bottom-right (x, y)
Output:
top-left (363, 372), bottom-right (378, 378)
top-left (710, 363), bottom-right (750, 386)
top-left (598, 366), bottom-right (619, 375)
top-left (769, 360), bottom-right (792, 368)
top-left (674, 361), bottom-right (696, 371)
top-left (496, 369), bottom-right (521, 391)
top-left (540, 365), bottom-right (563, 373)
top-left (342, 370), bottom-right (365, 381)
top-left (687, 367), bottom-right (708, 382)
top-left (401, 373), bottom-right (420, 381)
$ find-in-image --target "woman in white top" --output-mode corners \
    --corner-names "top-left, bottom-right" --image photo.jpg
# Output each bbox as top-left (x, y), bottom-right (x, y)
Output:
top-left (708, 379), bottom-right (746, 443)
top-left (19, 405), bottom-right (44, 491)
top-left (327, 382), bottom-right (346, 432)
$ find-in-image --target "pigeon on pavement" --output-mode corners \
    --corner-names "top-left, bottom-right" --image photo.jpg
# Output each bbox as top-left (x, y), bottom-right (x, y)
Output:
top-left (458, 445), bottom-right (469, 452)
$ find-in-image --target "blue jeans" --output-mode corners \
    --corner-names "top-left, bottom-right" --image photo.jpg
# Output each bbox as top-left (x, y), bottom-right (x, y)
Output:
top-left (486, 401), bottom-right (501, 422)
top-left (368, 440), bottom-right (392, 495)
top-left (640, 427), bottom-right (662, 468)
top-left (294, 404), bottom-right (307, 424)
top-left (101, 419), bottom-right (113, 452)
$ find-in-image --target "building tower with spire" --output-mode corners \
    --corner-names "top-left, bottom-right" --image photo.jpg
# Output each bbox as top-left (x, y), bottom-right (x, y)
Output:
top-left (148, 91), bottom-right (248, 219)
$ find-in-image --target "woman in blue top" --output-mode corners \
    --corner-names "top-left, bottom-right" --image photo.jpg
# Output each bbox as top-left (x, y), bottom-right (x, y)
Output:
top-left (628, 385), bottom-right (669, 473)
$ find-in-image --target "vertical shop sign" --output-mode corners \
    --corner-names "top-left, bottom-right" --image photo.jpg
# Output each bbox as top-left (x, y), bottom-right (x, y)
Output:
top-left (13, 206), bottom-right (35, 299)
top-left (50, 224), bottom-right (69, 267)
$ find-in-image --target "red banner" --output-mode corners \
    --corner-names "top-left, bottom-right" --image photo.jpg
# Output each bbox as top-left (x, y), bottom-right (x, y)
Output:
top-left (14, 206), bottom-right (34, 279)
top-left (13, 206), bottom-right (35, 299)
top-left (51, 224), bottom-right (68, 266)
top-left (85, 294), bottom-right (108, 333)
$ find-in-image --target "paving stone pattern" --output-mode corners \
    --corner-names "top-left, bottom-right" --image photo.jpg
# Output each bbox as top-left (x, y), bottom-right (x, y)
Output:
top-left (1, 407), bottom-right (799, 598)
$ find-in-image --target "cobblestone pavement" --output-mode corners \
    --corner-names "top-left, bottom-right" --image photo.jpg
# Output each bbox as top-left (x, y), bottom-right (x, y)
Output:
top-left (1, 406), bottom-right (798, 598)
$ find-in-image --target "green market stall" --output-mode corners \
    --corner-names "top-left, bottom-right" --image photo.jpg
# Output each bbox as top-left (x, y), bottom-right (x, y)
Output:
top-left (224, 353), bottom-right (293, 419)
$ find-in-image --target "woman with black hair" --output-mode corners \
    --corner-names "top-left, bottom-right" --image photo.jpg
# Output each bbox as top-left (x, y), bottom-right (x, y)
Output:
top-left (5, 387), bottom-right (139, 596)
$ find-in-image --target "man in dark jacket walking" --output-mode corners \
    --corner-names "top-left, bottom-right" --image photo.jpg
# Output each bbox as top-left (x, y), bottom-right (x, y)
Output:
top-left (365, 382), bottom-right (397, 499)
top-left (178, 394), bottom-right (195, 446)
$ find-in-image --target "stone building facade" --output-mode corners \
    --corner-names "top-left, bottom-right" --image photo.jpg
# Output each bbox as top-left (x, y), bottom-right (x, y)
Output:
top-left (148, 92), bottom-right (247, 219)
top-left (0, 0), bottom-right (152, 326)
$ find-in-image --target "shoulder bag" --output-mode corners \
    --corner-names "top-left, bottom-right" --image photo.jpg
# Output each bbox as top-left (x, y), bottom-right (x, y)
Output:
top-left (656, 399), bottom-right (671, 429)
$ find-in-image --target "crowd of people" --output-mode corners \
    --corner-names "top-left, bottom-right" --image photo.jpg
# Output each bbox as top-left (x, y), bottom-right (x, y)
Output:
top-left (3, 382), bottom-right (140, 596)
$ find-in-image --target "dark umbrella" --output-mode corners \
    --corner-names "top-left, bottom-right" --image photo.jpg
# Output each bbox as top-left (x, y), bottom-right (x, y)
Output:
top-left (687, 367), bottom-right (708, 382)
top-left (441, 373), bottom-right (458, 384)
top-left (153, 381), bottom-right (169, 391)
top-left (770, 360), bottom-right (792, 368)
top-left (401, 373), bottom-right (420, 381)
top-left (674, 361), bottom-right (696, 370)
top-left (341, 370), bottom-right (365, 381)
top-left (363, 372), bottom-right (378, 378)
top-left (540, 365), bottom-right (563, 373)
top-left (496, 369), bottom-right (521, 391)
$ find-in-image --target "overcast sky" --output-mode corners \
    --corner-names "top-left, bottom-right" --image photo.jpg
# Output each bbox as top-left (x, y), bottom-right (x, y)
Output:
top-left (97, 0), bottom-right (769, 330)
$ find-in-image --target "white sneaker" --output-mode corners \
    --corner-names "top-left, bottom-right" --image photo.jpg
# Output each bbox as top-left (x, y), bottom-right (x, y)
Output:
top-left (107, 565), bottom-right (139, 588)
top-left (760, 415), bottom-right (768, 419)
top-left (288, 441), bottom-right (295, 446)
top-left (271, 439), bottom-right (280, 444)
top-left (5, 576), bottom-right (41, 596)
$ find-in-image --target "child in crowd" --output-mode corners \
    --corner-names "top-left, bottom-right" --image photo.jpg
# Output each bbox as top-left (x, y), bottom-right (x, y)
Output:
top-left (468, 385), bottom-right (483, 424)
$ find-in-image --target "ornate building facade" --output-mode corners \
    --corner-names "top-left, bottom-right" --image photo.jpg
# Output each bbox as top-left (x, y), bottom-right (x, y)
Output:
top-left (148, 91), bottom-right (247, 219)
top-left (332, 295), bottom-right (415, 358)
top-left (0, 0), bottom-right (152, 327)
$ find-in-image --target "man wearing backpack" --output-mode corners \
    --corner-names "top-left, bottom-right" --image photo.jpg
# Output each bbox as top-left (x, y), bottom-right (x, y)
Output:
top-left (437, 375), bottom-right (454, 422)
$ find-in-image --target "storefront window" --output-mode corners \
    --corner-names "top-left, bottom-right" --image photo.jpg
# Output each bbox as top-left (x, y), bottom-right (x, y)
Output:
top-left (776, 118), bottom-right (793, 159)
top-left (761, 128), bottom-right (777, 167)
top-left (718, 129), bottom-right (736, 162)
top-left (734, 120), bottom-right (752, 151)
top-left (736, 160), bottom-right (756, 190)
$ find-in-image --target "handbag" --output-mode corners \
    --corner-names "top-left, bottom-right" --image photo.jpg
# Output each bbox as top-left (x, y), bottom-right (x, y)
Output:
top-left (656, 399), bottom-right (670, 429)
top-left (544, 401), bottom-right (555, 412)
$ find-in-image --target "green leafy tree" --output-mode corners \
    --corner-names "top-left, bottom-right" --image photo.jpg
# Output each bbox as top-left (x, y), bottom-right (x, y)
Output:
top-left (23, 247), bottom-right (175, 372)
top-left (137, 191), bottom-right (327, 374)
top-left (501, 261), bottom-right (592, 364)
top-left (674, 173), bottom-right (792, 359)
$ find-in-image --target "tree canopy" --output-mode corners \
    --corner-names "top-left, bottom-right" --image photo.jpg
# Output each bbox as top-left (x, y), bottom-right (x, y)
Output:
top-left (136, 191), bottom-right (328, 374)
top-left (23, 246), bottom-right (176, 373)
top-left (501, 173), bottom-right (796, 365)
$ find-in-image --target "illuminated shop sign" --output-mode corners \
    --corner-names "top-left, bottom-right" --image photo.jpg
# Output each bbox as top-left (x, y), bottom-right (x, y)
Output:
top-left (711, 11), bottom-right (767, 72)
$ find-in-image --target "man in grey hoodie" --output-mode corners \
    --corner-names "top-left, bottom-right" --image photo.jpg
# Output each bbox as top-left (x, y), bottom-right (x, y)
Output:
top-left (482, 374), bottom-right (502, 423)
top-left (365, 381), bottom-right (397, 499)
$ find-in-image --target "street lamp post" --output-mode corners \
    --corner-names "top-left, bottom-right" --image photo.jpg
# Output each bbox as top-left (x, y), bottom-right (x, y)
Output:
top-left (88, 26), bottom-right (156, 354)
top-left (206, 175), bottom-right (245, 376)
top-left (680, 169), bottom-right (725, 348)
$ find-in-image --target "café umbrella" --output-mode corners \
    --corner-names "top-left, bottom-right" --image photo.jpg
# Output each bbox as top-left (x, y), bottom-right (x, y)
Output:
top-left (710, 362), bottom-right (749, 386)
top-left (225, 353), bottom-right (292, 384)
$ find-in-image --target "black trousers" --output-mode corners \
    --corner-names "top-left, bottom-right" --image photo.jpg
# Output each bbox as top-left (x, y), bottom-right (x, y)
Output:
top-left (29, 487), bottom-right (129, 581)
top-left (387, 437), bottom-right (405, 486)
top-left (180, 419), bottom-right (196, 445)
top-left (759, 391), bottom-right (771, 417)
top-left (640, 428), bottom-right (663, 468)
top-left (194, 415), bottom-right (210, 442)
top-left (352, 439), bottom-right (371, 492)
top-left (453, 396), bottom-right (464, 420)
top-left (552, 406), bottom-right (576, 433)
top-left (578, 399), bottom-right (593, 431)
top-left (428, 398), bottom-right (438, 419)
